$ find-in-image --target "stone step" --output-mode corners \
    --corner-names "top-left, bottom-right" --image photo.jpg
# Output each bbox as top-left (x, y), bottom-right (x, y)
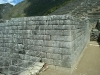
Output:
top-left (19, 62), bottom-right (45, 75)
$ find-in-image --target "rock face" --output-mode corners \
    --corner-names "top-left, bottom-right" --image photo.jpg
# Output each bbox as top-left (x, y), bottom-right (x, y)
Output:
top-left (0, 3), bottom-right (13, 19)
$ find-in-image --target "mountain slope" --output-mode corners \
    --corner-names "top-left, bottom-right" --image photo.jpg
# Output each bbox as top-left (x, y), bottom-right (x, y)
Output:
top-left (0, 3), bottom-right (13, 19)
top-left (2, 0), bottom-right (72, 20)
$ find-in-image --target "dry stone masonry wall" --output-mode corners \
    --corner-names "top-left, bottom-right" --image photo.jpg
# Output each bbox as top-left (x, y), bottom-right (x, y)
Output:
top-left (0, 15), bottom-right (90, 75)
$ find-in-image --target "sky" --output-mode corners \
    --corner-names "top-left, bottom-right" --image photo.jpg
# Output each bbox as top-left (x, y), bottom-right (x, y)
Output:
top-left (0, 0), bottom-right (23, 5)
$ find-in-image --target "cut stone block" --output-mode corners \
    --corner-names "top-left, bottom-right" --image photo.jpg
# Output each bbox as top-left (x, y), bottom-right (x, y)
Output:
top-left (34, 62), bottom-right (44, 67)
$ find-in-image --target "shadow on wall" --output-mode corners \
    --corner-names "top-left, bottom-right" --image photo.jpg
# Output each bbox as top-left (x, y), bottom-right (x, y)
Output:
top-left (96, 20), bottom-right (100, 31)
top-left (97, 33), bottom-right (100, 46)
top-left (0, 15), bottom-right (2, 19)
top-left (96, 20), bottom-right (100, 46)
top-left (24, 0), bottom-right (70, 16)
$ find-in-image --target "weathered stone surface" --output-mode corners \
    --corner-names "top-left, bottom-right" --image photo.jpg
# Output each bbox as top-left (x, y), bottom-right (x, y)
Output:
top-left (53, 60), bottom-right (62, 66)
top-left (52, 54), bottom-right (61, 60)
top-left (0, 14), bottom-right (90, 74)
top-left (61, 55), bottom-right (71, 68)
top-left (51, 35), bottom-right (73, 41)
top-left (0, 62), bottom-right (3, 66)
top-left (0, 73), bottom-right (5, 75)
top-left (45, 59), bottom-right (54, 65)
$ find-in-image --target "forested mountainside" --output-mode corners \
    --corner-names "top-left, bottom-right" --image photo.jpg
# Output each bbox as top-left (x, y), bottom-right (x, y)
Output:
top-left (2, 0), bottom-right (72, 20)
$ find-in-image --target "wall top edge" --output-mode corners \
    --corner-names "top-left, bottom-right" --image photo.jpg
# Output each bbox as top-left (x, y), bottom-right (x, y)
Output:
top-left (0, 14), bottom-right (89, 25)
top-left (10, 14), bottom-right (79, 22)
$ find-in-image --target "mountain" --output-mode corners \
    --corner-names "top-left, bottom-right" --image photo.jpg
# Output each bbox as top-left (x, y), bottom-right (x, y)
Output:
top-left (2, 0), bottom-right (72, 20)
top-left (0, 3), bottom-right (13, 19)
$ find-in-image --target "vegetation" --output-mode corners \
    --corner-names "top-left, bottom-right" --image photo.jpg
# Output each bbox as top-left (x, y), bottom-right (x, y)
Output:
top-left (0, 3), bottom-right (13, 19)
top-left (24, 0), bottom-right (72, 16)
top-left (2, 0), bottom-right (72, 19)
top-left (44, 0), bottom-right (72, 15)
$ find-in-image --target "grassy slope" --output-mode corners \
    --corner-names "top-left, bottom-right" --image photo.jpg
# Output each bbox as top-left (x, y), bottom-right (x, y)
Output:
top-left (3, 0), bottom-right (71, 20)
top-left (3, 0), bottom-right (30, 19)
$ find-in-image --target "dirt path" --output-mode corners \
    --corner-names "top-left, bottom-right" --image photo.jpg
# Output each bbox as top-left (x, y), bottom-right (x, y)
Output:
top-left (40, 41), bottom-right (100, 75)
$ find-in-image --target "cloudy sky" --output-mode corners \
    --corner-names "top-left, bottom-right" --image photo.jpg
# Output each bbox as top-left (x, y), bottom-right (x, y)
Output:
top-left (0, 0), bottom-right (23, 5)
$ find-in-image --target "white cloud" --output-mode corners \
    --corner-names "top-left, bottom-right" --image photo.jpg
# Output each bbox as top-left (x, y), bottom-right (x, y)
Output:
top-left (10, 2), bottom-right (16, 5)
top-left (7, 0), bottom-right (16, 5)
top-left (0, 0), bottom-right (16, 5)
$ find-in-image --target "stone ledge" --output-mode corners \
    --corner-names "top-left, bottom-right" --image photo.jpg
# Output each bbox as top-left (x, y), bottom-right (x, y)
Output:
top-left (19, 62), bottom-right (44, 75)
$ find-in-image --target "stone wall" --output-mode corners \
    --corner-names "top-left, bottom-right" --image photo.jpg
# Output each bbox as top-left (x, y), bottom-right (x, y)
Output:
top-left (0, 15), bottom-right (90, 75)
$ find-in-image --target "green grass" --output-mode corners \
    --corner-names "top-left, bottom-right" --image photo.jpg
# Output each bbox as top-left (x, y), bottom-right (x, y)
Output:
top-left (24, 0), bottom-right (72, 16)
top-left (44, 0), bottom-right (72, 15)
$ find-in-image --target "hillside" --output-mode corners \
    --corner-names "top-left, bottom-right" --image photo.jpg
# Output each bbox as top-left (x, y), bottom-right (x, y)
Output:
top-left (0, 3), bottom-right (13, 19)
top-left (2, 0), bottom-right (72, 20)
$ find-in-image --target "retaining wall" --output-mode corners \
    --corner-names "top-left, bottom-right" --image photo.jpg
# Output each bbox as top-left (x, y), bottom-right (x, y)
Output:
top-left (0, 15), bottom-right (90, 75)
